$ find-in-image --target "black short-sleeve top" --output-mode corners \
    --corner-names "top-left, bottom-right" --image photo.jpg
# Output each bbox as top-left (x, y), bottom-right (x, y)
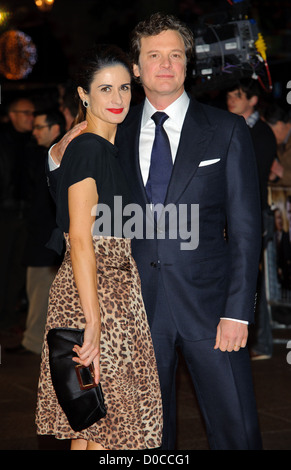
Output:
top-left (55, 132), bottom-right (132, 242)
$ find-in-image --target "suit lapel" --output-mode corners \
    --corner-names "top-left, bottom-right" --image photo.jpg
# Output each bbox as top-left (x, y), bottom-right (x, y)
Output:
top-left (165, 98), bottom-right (216, 205)
top-left (119, 98), bottom-right (216, 210)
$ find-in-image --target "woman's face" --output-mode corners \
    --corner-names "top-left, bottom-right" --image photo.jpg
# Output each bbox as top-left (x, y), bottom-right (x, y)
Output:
top-left (78, 64), bottom-right (131, 126)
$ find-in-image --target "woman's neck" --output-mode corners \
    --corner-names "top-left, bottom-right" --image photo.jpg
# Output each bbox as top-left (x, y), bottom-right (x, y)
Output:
top-left (85, 114), bottom-right (117, 144)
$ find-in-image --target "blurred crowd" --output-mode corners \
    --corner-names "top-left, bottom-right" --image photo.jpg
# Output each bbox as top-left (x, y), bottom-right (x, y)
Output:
top-left (0, 83), bottom-right (78, 354)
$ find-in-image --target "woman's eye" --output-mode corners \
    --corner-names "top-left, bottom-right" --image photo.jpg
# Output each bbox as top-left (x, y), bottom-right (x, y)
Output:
top-left (101, 86), bottom-right (111, 92)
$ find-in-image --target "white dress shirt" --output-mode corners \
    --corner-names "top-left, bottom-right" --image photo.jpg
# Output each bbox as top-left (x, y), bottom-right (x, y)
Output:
top-left (139, 91), bottom-right (190, 185)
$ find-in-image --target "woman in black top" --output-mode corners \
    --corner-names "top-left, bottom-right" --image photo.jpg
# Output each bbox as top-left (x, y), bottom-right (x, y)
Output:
top-left (36, 45), bottom-right (162, 450)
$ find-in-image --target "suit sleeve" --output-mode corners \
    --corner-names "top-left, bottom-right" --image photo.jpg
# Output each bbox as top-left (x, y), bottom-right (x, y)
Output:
top-left (224, 116), bottom-right (261, 323)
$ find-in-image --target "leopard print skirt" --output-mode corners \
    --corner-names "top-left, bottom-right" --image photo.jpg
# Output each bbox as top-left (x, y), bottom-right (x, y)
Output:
top-left (35, 235), bottom-right (163, 449)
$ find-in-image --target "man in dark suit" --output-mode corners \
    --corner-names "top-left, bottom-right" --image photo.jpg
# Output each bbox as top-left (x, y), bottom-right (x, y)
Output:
top-left (49, 13), bottom-right (262, 450)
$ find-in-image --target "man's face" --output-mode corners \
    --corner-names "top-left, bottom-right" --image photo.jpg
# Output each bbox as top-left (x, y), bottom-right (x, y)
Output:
top-left (226, 89), bottom-right (256, 119)
top-left (9, 99), bottom-right (35, 132)
top-left (133, 29), bottom-right (187, 106)
top-left (33, 115), bottom-right (55, 148)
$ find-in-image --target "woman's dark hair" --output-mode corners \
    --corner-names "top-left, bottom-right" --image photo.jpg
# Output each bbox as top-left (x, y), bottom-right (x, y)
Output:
top-left (74, 44), bottom-right (132, 124)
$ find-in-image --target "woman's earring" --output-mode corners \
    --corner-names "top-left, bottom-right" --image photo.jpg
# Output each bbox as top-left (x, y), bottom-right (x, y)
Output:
top-left (83, 100), bottom-right (89, 108)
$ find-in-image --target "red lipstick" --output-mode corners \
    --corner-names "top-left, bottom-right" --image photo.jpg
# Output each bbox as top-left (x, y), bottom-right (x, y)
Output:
top-left (107, 108), bottom-right (124, 114)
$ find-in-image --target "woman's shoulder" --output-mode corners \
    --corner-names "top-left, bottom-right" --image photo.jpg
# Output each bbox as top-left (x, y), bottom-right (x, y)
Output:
top-left (66, 132), bottom-right (106, 153)
top-left (62, 133), bottom-right (116, 169)
top-left (68, 132), bottom-right (116, 153)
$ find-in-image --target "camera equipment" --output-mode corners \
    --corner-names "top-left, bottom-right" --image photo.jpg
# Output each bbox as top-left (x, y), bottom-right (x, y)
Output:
top-left (190, 0), bottom-right (272, 93)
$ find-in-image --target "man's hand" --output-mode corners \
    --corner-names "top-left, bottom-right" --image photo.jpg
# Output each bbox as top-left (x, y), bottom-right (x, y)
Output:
top-left (51, 121), bottom-right (88, 165)
top-left (214, 319), bottom-right (248, 352)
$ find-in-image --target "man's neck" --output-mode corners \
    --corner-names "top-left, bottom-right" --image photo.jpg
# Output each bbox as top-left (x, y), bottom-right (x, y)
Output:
top-left (145, 88), bottom-right (185, 110)
top-left (241, 109), bottom-right (253, 121)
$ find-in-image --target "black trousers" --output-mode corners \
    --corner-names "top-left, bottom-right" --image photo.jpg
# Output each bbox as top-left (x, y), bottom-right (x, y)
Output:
top-left (150, 279), bottom-right (263, 450)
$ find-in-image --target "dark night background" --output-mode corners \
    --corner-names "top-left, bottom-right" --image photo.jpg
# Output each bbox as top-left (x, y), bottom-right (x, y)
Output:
top-left (0, 0), bottom-right (290, 110)
top-left (0, 1), bottom-right (291, 452)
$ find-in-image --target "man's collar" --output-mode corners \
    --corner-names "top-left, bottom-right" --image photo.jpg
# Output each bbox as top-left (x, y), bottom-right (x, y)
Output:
top-left (141, 91), bottom-right (190, 128)
top-left (246, 110), bottom-right (260, 128)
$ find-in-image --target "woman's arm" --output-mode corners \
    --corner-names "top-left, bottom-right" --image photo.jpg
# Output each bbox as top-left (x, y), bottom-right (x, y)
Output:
top-left (68, 177), bottom-right (101, 384)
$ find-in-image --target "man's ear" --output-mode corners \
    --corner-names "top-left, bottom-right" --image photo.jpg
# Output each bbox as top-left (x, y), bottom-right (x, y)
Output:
top-left (50, 123), bottom-right (60, 139)
top-left (132, 63), bottom-right (140, 78)
top-left (250, 95), bottom-right (258, 108)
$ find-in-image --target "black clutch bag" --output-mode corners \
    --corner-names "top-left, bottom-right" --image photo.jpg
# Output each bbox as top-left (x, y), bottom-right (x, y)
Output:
top-left (47, 327), bottom-right (107, 432)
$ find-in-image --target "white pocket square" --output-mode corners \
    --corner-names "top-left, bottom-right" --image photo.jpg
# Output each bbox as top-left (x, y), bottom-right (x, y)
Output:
top-left (199, 158), bottom-right (221, 167)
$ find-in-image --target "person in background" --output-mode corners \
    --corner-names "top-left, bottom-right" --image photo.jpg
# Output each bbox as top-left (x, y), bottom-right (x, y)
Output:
top-left (264, 104), bottom-right (291, 187)
top-left (274, 207), bottom-right (291, 290)
top-left (0, 97), bottom-right (35, 329)
top-left (5, 109), bottom-right (65, 355)
top-left (226, 78), bottom-right (277, 360)
top-left (226, 78), bottom-right (277, 212)
top-left (60, 86), bottom-right (78, 131)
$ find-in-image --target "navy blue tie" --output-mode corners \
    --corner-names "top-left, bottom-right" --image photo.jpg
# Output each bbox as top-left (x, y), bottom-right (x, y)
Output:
top-left (145, 112), bottom-right (173, 206)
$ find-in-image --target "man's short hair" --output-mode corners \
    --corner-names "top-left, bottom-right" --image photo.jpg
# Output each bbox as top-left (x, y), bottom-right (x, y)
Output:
top-left (130, 12), bottom-right (194, 65)
top-left (263, 103), bottom-right (290, 126)
top-left (227, 78), bottom-right (261, 100)
top-left (34, 109), bottom-right (66, 135)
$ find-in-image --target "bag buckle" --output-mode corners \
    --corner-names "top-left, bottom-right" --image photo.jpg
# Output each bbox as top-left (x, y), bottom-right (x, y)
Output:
top-left (75, 363), bottom-right (96, 390)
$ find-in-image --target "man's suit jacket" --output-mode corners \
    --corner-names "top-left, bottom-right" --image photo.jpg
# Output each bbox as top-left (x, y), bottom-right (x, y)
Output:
top-left (116, 97), bottom-right (262, 340)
